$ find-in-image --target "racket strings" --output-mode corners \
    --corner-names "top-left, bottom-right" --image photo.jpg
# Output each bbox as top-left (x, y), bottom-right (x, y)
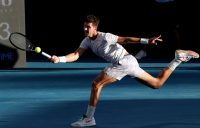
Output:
top-left (10, 33), bottom-right (34, 51)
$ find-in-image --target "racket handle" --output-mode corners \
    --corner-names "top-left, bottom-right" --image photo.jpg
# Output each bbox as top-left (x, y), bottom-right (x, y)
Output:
top-left (41, 51), bottom-right (51, 59)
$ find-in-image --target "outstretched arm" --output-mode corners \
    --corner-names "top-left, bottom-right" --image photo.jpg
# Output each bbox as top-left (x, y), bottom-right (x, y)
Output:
top-left (50, 47), bottom-right (86, 63)
top-left (117, 35), bottom-right (163, 45)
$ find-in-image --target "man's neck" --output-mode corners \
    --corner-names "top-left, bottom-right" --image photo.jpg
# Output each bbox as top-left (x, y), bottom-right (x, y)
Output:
top-left (89, 32), bottom-right (98, 40)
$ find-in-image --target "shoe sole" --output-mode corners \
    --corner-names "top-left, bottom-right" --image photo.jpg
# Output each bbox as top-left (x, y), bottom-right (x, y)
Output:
top-left (176, 49), bottom-right (199, 58)
top-left (70, 125), bottom-right (96, 128)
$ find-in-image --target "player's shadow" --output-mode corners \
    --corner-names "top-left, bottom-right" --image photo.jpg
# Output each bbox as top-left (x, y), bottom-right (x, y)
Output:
top-left (0, 42), bottom-right (18, 68)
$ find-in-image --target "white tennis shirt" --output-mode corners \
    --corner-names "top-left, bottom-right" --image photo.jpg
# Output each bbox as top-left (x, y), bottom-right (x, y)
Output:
top-left (79, 32), bottom-right (127, 63)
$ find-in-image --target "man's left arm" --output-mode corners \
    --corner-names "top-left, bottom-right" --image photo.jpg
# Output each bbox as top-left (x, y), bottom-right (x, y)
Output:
top-left (117, 35), bottom-right (162, 45)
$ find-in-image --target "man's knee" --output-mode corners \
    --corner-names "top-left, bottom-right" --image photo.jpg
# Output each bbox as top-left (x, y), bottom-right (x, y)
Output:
top-left (92, 80), bottom-right (103, 91)
top-left (150, 80), bottom-right (164, 89)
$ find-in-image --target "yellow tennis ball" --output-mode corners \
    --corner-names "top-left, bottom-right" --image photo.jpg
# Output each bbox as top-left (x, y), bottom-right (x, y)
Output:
top-left (35, 47), bottom-right (41, 53)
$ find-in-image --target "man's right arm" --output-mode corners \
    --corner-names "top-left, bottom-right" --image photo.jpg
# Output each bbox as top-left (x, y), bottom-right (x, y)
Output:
top-left (50, 47), bottom-right (86, 63)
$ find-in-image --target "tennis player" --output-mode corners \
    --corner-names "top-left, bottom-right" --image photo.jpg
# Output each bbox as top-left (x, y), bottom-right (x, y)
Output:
top-left (50, 14), bottom-right (199, 127)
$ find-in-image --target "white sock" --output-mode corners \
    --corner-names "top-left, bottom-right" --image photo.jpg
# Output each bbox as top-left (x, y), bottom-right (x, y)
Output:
top-left (86, 105), bottom-right (96, 118)
top-left (167, 58), bottom-right (182, 71)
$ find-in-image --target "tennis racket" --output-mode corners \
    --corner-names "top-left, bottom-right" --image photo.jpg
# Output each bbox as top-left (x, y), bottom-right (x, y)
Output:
top-left (9, 32), bottom-right (51, 59)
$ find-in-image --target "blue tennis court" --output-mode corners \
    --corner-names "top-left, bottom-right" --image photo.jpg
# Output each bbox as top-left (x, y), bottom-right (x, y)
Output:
top-left (0, 62), bottom-right (200, 128)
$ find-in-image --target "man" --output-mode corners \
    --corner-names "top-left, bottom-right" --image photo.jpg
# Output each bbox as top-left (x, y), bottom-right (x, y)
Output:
top-left (50, 14), bottom-right (199, 127)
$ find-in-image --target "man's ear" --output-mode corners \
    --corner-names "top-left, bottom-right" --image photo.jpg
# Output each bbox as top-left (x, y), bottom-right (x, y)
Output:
top-left (94, 26), bottom-right (98, 30)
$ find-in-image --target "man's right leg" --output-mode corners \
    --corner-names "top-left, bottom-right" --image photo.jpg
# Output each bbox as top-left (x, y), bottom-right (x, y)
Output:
top-left (88, 71), bottom-right (117, 107)
top-left (136, 49), bottom-right (199, 89)
top-left (70, 71), bottom-right (117, 127)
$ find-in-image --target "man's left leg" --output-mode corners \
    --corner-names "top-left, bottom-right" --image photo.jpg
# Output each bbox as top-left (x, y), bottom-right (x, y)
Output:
top-left (136, 49), bottom-right (199, 89)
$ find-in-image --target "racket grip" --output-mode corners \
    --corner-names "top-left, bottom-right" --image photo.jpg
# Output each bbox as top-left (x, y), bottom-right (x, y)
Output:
top-left (41, 52), bottom-right (51, 58)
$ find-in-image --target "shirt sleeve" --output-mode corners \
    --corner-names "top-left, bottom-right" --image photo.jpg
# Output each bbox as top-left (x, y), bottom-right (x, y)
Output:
top-left (79, 37), bottom-right (90, 49)
top-left (104, 33), bottom-right (118, 44)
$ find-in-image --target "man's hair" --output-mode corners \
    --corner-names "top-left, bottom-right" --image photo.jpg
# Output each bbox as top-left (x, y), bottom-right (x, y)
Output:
top-left (84, 14), bottom-right (100, 27)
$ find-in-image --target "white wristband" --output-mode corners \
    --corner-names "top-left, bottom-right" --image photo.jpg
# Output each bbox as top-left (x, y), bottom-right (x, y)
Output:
top-left (140, 38), bottom-right (149, 44)
top-left (58, 56), bottom-right (67, 63)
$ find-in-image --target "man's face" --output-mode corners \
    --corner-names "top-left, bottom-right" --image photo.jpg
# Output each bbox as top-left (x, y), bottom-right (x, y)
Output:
top-left (83, 22), bottom-right (97, 37)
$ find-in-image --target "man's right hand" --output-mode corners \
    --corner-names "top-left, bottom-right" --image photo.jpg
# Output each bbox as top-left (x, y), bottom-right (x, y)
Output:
top-left (50, 55), bottom-right (60, 63)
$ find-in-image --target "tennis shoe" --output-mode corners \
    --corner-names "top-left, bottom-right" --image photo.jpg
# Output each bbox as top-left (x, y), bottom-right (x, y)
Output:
top-left (175, 50), bottom-right (199, 62)
top-left (70, 115), bottom-right (96, 127)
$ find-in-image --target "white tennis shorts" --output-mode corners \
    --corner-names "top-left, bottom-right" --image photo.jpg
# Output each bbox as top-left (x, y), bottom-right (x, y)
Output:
top-left (104, 54), bottom-right (145, 80)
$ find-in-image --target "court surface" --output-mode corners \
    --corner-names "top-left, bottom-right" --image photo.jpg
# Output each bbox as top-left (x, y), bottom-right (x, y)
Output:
top-left (0, 62), bottom-right (200, 128)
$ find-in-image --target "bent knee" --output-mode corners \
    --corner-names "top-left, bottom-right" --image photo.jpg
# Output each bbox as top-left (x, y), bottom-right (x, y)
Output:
top-left (92, 81), bottom-right (103, 90)
top-left (149, 80), bottom-right (164, 89)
